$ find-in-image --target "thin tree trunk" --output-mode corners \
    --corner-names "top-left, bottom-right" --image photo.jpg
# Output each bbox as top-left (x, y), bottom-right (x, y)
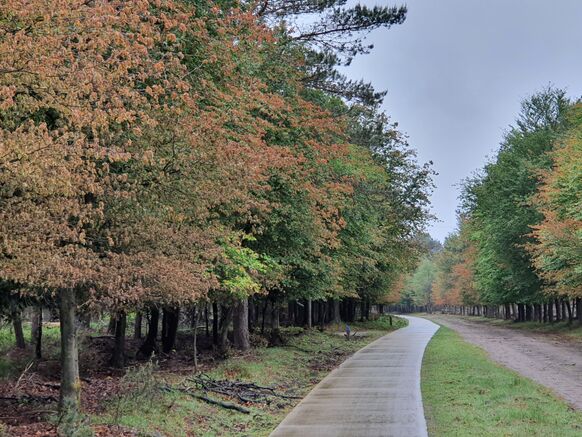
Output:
top-left (576, 298), bottom-right (582, 327)
top-left (261, 299), bottom-right (268, 334)
top-left (111, 311), bottom-right (126, 368)
top-left (525, 304), bottom-right (532, 322)
top-left (333, 299), bottom-right (341, 324)
top-left (59, 288), bottom-right (80, 414)
top-left (555, 299), bottom-right (561, 322)
top-left (219, 306), bottom-right (233, 354)
top-left (233, 299), bottom-right (250, 351)
top-left (307, 299), bottom-right (312, 328)
top-left (139, 307), bottom-right (159, 358)
top-left (288, 301), bottom-right (295, 326)
top-left (548, 301), bottom-right (554, 323)
top-left (162, 307), bottom-right (180, 354)
top-left (248, 298), bottom-right (256, 330)
top-left (271, 301), bottom-right (280, 330)
top-left (564, 299), bottom-right (574, 323)
top-left (212, 303), bottom-right (219, 345)
top-left (107, 313), bottom-right (117, 335)
top-left (12, 310), bottom-right (25, 349)
top-left (205, 304), bottom-right (209, 338)
top-left (31, 305), bottom-right (42, 359)
top-left (192, 304), bottom-right (200, 372)
top-left (134, 312), bottom-right (142, 339)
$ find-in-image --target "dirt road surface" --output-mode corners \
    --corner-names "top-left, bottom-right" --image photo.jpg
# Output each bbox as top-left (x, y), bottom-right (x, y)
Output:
top-left (427, 314), bottom-right (582, 411)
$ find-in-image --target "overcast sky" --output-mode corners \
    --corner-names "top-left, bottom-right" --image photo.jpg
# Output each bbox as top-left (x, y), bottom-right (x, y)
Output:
top-left (341, 0), bottom-right (582, 242)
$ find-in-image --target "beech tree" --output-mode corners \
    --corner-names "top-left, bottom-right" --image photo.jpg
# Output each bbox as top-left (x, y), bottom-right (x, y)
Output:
top-left (529, 103), bottom-right (582, 322)
top-left (0, 0), bottom-right (434, 420)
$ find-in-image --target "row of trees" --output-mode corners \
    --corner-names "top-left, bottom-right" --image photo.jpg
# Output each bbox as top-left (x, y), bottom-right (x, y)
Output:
top-left (408, 88), bottom-right (581, 324)
top-left (0, 0), bottom-right (432, 417)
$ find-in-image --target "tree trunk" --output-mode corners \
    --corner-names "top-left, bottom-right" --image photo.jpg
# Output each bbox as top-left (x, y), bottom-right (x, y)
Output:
top-left (307, 299), bottom-right (312, 328)
top-left (31, 305), bottom-right (42, 359)
top-left (248, 298), bottom-right (256, 330)
top-left (12, 310), bottom-right (25, 349)
top-left (525, 304), bottom-right (532, 322)
top-left (59, 288), bottom-right (80, 414)
top-left (555, 299), bottom-right (561, 322)
top-left (271, 301), bottom-right (280, 330)
top-left (134, 312), bottom-right (142, 339)
top-left (205, 304), bottom-right (210, 337)
top-left (212, 302), bottom-right (219, 345)
top-left (576, 298), bottom-right (582, 327)
top-left (548, 301), bottom-right (554, 323)
top-left (319, 301), bottom-right (327, 329)
top-left (107, 314), bottom-right (117, 335)
top-left (288, 301), bottom-right (295, 326)
top-left (111, 311), bottom-right (126, 368)
top-left (192, 304), bottom-right (200, 372)
top-left (333, 299), bottom-right (341, 324)
top-left (162, 307), bottom-right (180, 354)
top-left (233, 299), bottom-right (250, 351)
top-left (565, 299), bottom-right (573, 324)
top-left (260, 299), bottom-right (268, 334)
top-left (139, 307), bottom-right (159, 358)
top-left (219, 306), bottom-right (233, 354)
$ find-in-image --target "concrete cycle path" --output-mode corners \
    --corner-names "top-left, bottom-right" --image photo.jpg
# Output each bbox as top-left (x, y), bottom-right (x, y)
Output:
top-left (270, 316), bottom-right (439, 437)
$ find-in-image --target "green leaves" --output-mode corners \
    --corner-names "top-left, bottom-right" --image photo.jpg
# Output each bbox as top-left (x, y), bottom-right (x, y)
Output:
top-left (460, 87), bottom-right (571, 304)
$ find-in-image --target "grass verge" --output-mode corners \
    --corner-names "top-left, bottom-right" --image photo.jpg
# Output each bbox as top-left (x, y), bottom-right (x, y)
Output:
top-left (421, 325), bottom-right (582, 436)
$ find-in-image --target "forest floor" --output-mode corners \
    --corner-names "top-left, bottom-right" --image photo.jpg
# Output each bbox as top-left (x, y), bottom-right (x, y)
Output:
top-left (426, 314), bottom-right (582, 411)
top-left (421, 324), bottom-right (582, 436)
top-left (0, 315), bottom-right (407, 436)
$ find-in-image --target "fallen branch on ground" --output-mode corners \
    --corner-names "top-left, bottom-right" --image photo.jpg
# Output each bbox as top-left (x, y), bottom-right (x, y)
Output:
top-left (188, 374), bottom-right (301, 404)
top-left (161, 385), bottom-right (250, 414)
top-left (186, 392), bottom-right (250, 414)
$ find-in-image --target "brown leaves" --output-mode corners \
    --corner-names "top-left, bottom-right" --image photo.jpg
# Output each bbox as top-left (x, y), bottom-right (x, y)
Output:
top-left (0, 0), bottom-right (356, 310)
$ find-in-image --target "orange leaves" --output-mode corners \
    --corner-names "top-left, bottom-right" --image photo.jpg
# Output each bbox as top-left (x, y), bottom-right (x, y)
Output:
top-left (527, 104), bottom-right (582, 297)
top-left (0, 0), bottom-right (363, 310)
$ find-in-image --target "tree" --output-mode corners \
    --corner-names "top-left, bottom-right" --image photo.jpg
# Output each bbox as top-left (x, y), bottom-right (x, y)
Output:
top-left (460, 87), bottom-right (569, 311)
top-left (528, 103), bottom-right (582, 310)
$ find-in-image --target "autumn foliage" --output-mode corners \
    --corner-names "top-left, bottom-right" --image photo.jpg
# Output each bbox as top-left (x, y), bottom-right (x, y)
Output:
top-left (0, 0), bottom-right (432, 421)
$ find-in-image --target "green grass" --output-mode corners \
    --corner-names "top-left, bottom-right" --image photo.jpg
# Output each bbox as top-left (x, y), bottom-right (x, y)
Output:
top-left (422, 325), bottom-right (582, 436)
top-left (93, 315), bottom-right (407, 436)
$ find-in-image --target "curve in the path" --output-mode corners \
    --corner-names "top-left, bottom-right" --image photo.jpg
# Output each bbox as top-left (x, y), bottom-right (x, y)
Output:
top-left (270, 316), bottom-right (439, 437)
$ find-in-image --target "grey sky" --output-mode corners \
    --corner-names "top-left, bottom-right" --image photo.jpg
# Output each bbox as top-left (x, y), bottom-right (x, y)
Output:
top-left (341, 0), bottom-right (582, 242)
